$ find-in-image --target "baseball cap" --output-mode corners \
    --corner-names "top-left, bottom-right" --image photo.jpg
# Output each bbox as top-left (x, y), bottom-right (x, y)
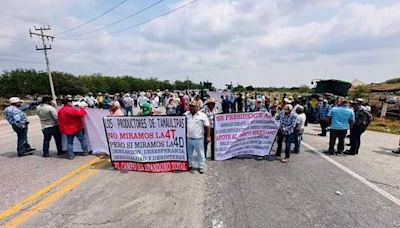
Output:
top-left (141, 102), bottom-right (152, 115)
top-left (9, 97), bottom-right (22, 104)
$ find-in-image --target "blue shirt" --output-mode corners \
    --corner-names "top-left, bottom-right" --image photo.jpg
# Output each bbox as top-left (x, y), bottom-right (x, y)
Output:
top-left (4, 105), bottom-right (28, 128)
top-left (278, 112), bottom-right (298, 135)
top-left (328, 106), bottom-right (355, 130)
top-left (316, 104), bottom-right (331, 120)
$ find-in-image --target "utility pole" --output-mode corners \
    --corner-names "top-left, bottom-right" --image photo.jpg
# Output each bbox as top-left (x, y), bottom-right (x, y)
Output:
top-left (29, 25), bottom-right (56, 101)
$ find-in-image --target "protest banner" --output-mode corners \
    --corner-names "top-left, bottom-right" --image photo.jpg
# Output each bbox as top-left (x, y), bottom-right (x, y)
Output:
top-left (104, 116), bottom-right (188, 172)
top-left (214, 112), bottom-right (279, 160)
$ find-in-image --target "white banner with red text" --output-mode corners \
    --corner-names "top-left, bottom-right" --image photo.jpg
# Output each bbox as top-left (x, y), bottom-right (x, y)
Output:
top-left (214, 112), bottom-right (279, 160)
top-left (103, 116), bottom-right (188, 172)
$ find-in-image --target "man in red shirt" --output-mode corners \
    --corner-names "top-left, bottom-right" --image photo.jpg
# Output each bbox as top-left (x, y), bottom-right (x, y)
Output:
top-left (58, 98), bottom-right (88, 160)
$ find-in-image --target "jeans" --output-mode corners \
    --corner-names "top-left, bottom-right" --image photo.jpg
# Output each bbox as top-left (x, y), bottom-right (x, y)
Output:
top-left (125, 106), bottom-right (133, 116)
top-left (329, 129), bottom-right (347, 153)
top-left (12, 125), bottom-right (31, 155)
top-left (187, 138), bottom-right (205, 169)
top-left (293, 129), bottom-right (304, 152)
top-left (42, 125), bottom-right (62, 155)
top-left (276, 132), bottom-right (292, 159)
top-left (66, 129), bottom-right (88, 157)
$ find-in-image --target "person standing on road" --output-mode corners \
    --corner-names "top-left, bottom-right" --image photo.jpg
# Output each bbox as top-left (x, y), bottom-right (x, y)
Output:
top-left (123, 93), bottom-right (134, 116)
top-left (4, 97), bottom-right (36, 157)
top-left (293, 106), bottom-right (306, 153)
top-left (109, 101), bottom-right (125, 116)
top-left (96, 93), bottom-right (103, 109)
top-left (140, 100), bottom-right (153, 116)
top-left (345, 101), bottom-right (372, 155)
top-left (275, 104), bottom-right (297, 163)
top-left (103, 93), bottom-right (111, 109)
top-left (327, 99), bottom-right (354, 155)
top-left (185, 101), bottom-right (211, 174)
top-left (221, 95), bottom-right (230, 113)
top-left (58, 98), bottom-right (89, 160)
top-left (237, 93), bottom-right (243, 112)
top-left (201, 98), bottom-right (219, 159)
top-left (36, 96), bottom-right (63, 157)
top-left (85, 92), bottom-right (96, 108)
top-left (166, 99), bottom-right (177, 116)
top-left (316, 99), bottom-right (331, 136)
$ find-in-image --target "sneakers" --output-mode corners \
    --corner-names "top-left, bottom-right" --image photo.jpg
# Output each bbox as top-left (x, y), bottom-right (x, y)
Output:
top-left (198, 168), bottom-right (205, 174)
top-left (281, 158), bottom-right (289, 163)
top-left (27, 148), bottom-right (36, 152)
top-left (67, 155), bottom-right (75, 160)
top-left (82, 151), bottom-right (89, 156)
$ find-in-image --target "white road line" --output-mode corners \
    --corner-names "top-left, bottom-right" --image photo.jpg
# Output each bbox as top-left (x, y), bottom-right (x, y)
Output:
top-left (302, 142), bottom-right (400, 207)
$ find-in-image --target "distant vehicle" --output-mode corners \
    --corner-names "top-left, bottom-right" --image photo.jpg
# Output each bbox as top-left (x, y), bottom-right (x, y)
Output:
top-left (72, 98), bottom-right (88, 108)
top-left (312, 79), bottom-right (351, 97)
top-left (386, 96), bottom-right (398, 104)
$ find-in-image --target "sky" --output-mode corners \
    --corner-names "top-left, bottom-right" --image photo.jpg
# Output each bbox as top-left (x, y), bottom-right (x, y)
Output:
top-left (1, 0), bottom-right (400, 88)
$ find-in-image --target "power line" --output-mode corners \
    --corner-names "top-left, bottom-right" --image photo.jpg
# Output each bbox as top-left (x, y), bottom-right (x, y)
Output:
top-left (111, 0), bottom-right (199, 34)
top-left (59, 0), bottom-right (165, 39)
top-left (62, 0), bottom-right (200, 40)
top-left (55, 0), bottom-right (128, 35)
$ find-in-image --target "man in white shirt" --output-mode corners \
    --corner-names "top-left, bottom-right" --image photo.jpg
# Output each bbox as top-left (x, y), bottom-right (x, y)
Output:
top-left (185, 101), bottom-right (211, 174)
top-left (123, 94), bottom-right (134, 116)
top-left (85, 92), bottom-right (96, 108)
top-left (137, 92), bottom-right (149, 107)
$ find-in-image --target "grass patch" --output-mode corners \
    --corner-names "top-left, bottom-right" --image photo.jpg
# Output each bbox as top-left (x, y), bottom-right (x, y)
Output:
top-left (368, 117), bottom-right (400, 135)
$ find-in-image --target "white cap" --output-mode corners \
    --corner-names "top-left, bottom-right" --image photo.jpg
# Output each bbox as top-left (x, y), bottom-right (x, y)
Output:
top-left (9, 97), bottom-right (22, 104)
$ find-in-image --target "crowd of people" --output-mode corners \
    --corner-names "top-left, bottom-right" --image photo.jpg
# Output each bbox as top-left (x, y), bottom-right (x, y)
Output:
top-left (3, 89), bottom-right (398, 174)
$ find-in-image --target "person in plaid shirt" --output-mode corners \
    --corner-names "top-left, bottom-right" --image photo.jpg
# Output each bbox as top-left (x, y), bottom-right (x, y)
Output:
top-left (201, 98), bottom-right (219, 159)
top-left (316, 99), bottom-right (331, 136)
top-left (275, 104), bottom-right (298, 163)
top-left (4, 97), bottom-right (36, 157)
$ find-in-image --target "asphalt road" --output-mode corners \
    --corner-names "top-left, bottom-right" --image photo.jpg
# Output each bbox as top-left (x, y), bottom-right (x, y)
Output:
top-left (0, 116), bottom-right (399, 227)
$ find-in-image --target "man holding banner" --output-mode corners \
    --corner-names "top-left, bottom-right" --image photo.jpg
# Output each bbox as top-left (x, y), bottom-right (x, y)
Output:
top-left (185, 101), bottom-right (211, 174)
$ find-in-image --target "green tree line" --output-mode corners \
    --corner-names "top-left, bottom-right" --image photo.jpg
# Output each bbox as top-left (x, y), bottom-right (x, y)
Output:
top-left (0, 69), bottom-right (202, 97)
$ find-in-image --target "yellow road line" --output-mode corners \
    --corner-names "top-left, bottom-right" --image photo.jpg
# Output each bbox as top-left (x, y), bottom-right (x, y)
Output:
top-left (4, 159), bottom-right (109, 228)
top-left (0, 156), bottom-right (103, 222)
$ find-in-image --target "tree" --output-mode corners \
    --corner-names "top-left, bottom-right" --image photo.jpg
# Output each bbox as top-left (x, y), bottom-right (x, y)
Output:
top-left (245, 86), bottom-right (254, 91)
top-left (0, 68), bottom-right (203, 97)
top-left (385, 77), bottom-right (400, 84)
top-left (233, 84), bottom-right (245, 92)
top-left (348, 86), bottom-right (370, 99)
